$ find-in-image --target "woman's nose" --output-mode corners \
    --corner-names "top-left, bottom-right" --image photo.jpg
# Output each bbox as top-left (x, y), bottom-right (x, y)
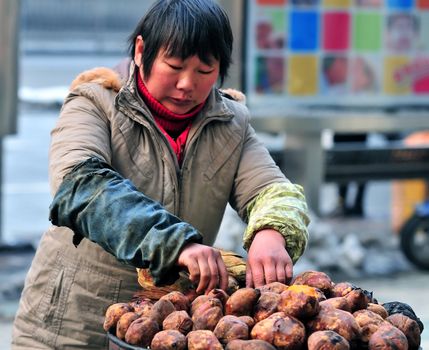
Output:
top-left (176, 72), bottom-right (195, 91)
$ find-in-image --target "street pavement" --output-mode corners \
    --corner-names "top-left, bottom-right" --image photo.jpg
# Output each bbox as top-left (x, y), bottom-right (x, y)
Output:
top-left (0, 53), bottom-right (428, 348)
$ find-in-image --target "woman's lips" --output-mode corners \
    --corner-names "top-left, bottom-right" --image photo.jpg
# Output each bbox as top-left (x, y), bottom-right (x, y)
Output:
top-left (170, 97), bottom-right (193, 106)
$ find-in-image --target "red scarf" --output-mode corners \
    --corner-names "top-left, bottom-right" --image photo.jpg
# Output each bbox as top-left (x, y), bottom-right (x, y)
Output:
top-left (136, 72), bottom-right (205, 165)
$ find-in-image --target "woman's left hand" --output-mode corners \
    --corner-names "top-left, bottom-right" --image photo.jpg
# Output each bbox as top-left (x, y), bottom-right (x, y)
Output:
top-left (246, 229), bottom-right (293, 288)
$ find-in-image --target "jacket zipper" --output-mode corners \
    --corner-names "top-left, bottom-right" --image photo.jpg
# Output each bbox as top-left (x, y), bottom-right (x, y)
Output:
top-left (117, 89), bottom-right (234, 216)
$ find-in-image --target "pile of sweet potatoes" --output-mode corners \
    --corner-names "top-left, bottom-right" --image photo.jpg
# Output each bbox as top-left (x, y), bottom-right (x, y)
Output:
top-left (103, 270), bottom-right (423, 349)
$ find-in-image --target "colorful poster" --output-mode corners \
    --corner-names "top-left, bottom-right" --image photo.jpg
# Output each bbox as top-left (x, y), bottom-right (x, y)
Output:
top-left (246, 0), bottom-right (429, 107)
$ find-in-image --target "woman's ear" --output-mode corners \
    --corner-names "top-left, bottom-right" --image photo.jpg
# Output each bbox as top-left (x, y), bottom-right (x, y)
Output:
top-left (134, 35), bottom-right (144, 67)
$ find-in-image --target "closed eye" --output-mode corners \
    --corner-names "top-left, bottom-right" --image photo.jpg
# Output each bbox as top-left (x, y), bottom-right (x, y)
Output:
top-left (168, 64), bottom-right (182, 70)
top-left (199, 69), bottom-right (214, 75)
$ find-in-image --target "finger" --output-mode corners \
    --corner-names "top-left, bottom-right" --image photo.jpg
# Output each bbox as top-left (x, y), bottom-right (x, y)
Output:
top-left (285, 262), bottom-right (293, 283)
top-left (251, 263), bottom-right (265, 288)
top-left (186, 259), bottom-right (201, 288)
top-left (275, 263), bottom-right (287, 284)
top-left (206, 255), bottom-right (220, 293)
top-left (245, 263), bottom-right (254, 288)
top-left (264, 263), bottom-right (277, 285)
top-left (217, 256), bottom-right (229, 291)
top-left (195, 257), bottom-right (210, 294)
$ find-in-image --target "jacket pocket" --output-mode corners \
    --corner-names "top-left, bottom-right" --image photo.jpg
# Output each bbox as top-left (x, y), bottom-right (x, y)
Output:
top-left (30, 249), bottom-right (122, 349)
top-left (61, 258), bottom-right (121, 348)
top-left (32, 251), bottom-right (77, 347)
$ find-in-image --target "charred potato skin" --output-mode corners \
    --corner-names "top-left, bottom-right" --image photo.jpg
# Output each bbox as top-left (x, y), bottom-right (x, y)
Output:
top-left (190, 296), bottom-right (222, 316)
top-left (344, 288), bottom-right (370, 312)
top-left (251, 314), bottom-right (306, 350)
top-left (292, 270), bottom-right (334, 297)
top-left (187, 330), bottom-right (224, 350)
top-left (150, 299), bottom-right (176, 326)
top-left (320, 297), bottom-right (352, 312)
top-left (254, 292), bottom-right (281, 322)
top-left (331, 282), bottom-right (355, 298)
top-left (307, 330), bottom-right (350, 350)
top-left (213, 315), bottom-right (249, 345)
top-left (306, 308), bottom-right (361, 344)
top-left (258, 282), bottom-right (289, 294)
top-left (162, 310), bottom-right (193, 335)
top-left (278, 285), bottom-right (321, 320)
top-left (116, 311), bottom-right (140, 340)
top-left (387, 313), bottom-right (421, 350)
top-left (368, 323), bottom-right (409, 350)
top-left (103, 303), bottom-right (134, 332)
top-left (225, 288), bottom-right (261, 317)
top-left (367, 303), bottom-right (389, 319)
top-left (353, 309), bottom-right (385, 343)
top-left (150, 329), bottom-right (187, 350)
top-left (124, 317), bottom-right (160, 348)
top-left (192, 305), bottom-right (223, 331)
top-left (160, 291), bottom-right (190, 312)
top-left (226, 339), bottom-right (277, 350)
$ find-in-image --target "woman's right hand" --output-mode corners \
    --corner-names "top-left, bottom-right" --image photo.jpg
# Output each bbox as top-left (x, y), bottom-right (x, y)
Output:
top-left (177, 243), bottom-right (229, 294)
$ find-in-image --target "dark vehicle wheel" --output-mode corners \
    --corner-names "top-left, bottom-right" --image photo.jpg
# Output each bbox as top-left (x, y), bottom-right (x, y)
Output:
top-left (400, 214), bottom-right (429, 270)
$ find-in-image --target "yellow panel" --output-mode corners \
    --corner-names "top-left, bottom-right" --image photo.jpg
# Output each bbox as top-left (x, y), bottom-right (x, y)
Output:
top-left (323, 0), bottom-right (351, 7)
top-left (288, 55), bottom-right (319, 95)
top-left (383, 56), bottom-right (410, 95)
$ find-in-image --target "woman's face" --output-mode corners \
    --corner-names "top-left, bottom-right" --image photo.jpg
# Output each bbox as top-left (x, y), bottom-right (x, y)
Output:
top-left (135, 37), bottom-right (220, 114)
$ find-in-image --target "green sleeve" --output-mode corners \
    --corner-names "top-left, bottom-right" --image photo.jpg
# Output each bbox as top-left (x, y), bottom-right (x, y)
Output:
top-left (243, 182), bottom-right (310, 263)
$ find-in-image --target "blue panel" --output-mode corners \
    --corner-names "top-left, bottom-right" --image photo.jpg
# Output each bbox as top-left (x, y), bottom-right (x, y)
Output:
top-left (290, 11), bottom-right (319, 51)
top-left (388, 0), bottom-right (413, 8)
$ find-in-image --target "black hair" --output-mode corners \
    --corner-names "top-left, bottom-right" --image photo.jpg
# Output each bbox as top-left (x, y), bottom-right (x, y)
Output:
top-left (128, 0), bottom-right (233, 85)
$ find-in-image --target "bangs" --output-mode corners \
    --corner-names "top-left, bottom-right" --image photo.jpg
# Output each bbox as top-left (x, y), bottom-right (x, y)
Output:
top-left (160, 3), bottom-right (221, 65)
top-left (129, 0), bottom-right (232, 84)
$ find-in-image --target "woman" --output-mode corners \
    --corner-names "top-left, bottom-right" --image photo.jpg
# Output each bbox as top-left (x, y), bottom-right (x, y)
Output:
top-left (12, 0), bottom-right (309, 348)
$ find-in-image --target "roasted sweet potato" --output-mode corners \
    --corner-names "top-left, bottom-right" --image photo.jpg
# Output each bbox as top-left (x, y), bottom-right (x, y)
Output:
top-left (150, 299), bottom-right (176, 326)
top-left (160, 291), bottom-right (190, 312)
top-left (103, 302), bottom-right (134, 332)
top-left (162, 310), bottom-right (193, 334)
top-left (239, 315), bottom-right (255, 329)
top-left (320, 297), bottom-right (351, 312)
top-left (278, 285), bottom-right (321, 319)
top-left (382, 301), bottom-right (424, 333)
top-left (225, 288), bottom-right (261, 317)
top-left (227, 275), bottom-right (241, 295)
top-left (251, 314), bottom-right (306, 350)
top-left (368, 323), bottom-right (408, 350)
top-left (331, 282), bottom-right (355, 298)
top-left (187, 330), bottom-right (223, 350)
top-left (192, 305), bottom-right (223, 331)
top-left (207, 288), bottom-right (230, 306)
top-left (190, 296), bottom-right (222, 315)
top-left (387, 313), bottom-right (421, 350)
top-left (344, 288), bottom-right (369, 312)
top-left (367, 303), bottom-right (388, 319)
top-left (151, 329), bottom-right (187, 350)
top-left (353, 309), bottom-right (385, 343)
top-left (292, 270), bottom-right (333, 296)
top-left (307, 308), bottom-right (361, 344)
top-left (213, 315), bottom-right (249, 345)
top-left (125, 317), bottom-right (159, 348)
top-left (116, 312), bottom-right (140, 340)
top-left (226, 339), bottom-right (277, 350)
top-left (254, 292), bottom-right (281, 322)
top-left (307, 330), bottom-right (350, 350)
top-left (258, 282), bottom-right (289, 294)
top-left (129, 297), bottom-right (153, 314)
